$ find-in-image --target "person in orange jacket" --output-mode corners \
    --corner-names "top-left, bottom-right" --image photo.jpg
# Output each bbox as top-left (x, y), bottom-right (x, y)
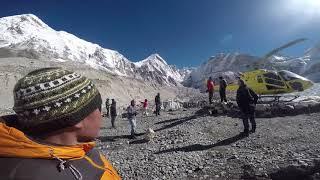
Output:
top-left (0, 67), bottom-right (121, 180)
top-left (207, 76), bottom-right (215, 104)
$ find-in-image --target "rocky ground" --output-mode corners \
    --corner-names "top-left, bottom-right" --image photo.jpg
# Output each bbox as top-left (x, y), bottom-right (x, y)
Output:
top-left (1, 56), bottom-right (320, 179)
top-left (97, 107), bottom-right (320, 180)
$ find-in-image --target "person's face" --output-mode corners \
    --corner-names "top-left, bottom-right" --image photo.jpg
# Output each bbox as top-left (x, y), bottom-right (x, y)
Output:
top-left (76, 109), bottom-right (102, 142)
top-left (238, 80), bottom-right (242, 86)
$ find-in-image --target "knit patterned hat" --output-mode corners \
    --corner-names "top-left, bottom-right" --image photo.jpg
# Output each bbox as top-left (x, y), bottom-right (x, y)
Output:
top-left (13, 67), bottom-right (102, 135)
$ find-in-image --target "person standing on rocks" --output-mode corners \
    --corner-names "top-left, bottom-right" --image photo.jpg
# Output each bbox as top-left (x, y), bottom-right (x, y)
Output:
top-left (105, 98), bottom-right (110, 117)
top-left (236, 79), bottom-right (259, 136)
top-left (0, 67), bottom-right (121, 180)
top-left (110, 99), bottom-right (117, 128)
top-left (207, 77), bottom-right (215, 104)
top-left (219, 76), bottom-right (228, 103)
top-left (127, 100), bottom-right (138, 138)
top-left (141, 99), bottom-right (148, 117)
top-left (155, 93), bottom-right (161, 116)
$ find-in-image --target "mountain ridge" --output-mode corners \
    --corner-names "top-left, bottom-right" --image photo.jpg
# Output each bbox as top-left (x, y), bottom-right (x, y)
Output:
top-left (0, 14), bottom-right (187, 86)
top-left (1, 14), bottom-right (319, 90)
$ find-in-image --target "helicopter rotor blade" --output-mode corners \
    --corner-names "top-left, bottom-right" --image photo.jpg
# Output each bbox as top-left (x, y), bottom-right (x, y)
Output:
top-left (252, 38), bottom-right (308, 70)
top-left (264, 38), bottom-right (307, 59)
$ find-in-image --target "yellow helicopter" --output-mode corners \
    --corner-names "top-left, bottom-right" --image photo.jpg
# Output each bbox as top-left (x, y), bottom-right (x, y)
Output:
top-left (224, 69), bottom-right (314, 95)
top-left (214, 38), bottom-right (314, 95)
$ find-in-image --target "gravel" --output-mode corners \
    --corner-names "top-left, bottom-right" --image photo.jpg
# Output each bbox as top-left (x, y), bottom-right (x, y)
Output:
top-left (97, 108), bottom-right (320, 179)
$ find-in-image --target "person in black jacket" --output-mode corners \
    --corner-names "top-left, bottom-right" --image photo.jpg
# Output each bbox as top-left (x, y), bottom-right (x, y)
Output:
top-left (236, 79), bottom-right (259, 136)
top-left (105, 98), bottom-right (110, 117)
top-left (155, 93), bottom-right (161, 116)
top-left (219, 76), bottom-right (228, 103)
top-left (110, 99), bottom-right (117, 128)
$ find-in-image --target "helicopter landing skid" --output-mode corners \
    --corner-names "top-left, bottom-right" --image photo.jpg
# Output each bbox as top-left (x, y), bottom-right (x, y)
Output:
top-left (258, 95), bottom-right (300, 104)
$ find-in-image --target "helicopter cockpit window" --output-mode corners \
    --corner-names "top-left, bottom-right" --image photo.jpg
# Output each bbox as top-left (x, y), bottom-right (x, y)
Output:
top-left (278, 70), bottom-right (308, 81)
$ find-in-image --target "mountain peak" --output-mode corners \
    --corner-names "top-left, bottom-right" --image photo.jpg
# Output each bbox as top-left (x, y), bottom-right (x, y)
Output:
top-left (134, 53), bottom-right (168, 67)
top-left (0, 14), bottom-right (49, 29)
top-left (146, 53), bottom-right (168, 65)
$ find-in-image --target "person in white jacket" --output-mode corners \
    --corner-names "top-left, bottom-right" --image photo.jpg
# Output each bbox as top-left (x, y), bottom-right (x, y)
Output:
top-left (127, 100), bottom-right (137, 138)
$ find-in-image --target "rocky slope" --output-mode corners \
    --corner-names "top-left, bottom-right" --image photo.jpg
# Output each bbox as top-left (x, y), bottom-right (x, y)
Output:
top-left (0, 14), bottom-right (188, 86)
top-left (0, 57), bottom-right (200, 110)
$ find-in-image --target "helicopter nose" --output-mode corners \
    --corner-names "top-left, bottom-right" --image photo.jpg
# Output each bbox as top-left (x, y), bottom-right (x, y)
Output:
top-left (304, 80), bottom-right (314, 89)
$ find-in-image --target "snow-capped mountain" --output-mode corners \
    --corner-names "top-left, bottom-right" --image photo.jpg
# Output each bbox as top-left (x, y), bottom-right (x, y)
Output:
top-left (269, 51), bottom-right (320, 81)
top-left (303, 44), bottom-right (320, 82)
top-left (0, 14), bottom-right (187, 86)
top-left (178, 67), bottom-right (195, 81)
top-left (183, 51), bottom-right (320, 90)
top-left (183, 53), bottom-right (260, 90)
top-left (134, 54), bottom-right (185, 84)
top-left (269, 55), bottom-right (310, 74)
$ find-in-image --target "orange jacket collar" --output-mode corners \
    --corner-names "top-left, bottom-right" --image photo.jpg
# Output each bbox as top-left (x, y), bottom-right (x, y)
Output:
top-left (0, 122), bottom-right (95, 160)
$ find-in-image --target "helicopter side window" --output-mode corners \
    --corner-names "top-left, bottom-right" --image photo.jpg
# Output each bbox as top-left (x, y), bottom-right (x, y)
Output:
top-left (257, 75), bottom-right (263, 83)
top-left (264, 78), bottom-right (285, 86)
top-left (266, 85), bottom-right (285, 90)
top-left (263, 72), bottom-right (282, 80)
top-left (263, 73), bottom-right (285, 87)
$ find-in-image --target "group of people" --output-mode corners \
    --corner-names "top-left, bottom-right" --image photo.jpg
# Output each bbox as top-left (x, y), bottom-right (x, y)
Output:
top-left (125, 93), bottom-right (162, 139)
top-left (0, 68), bottom-right (260, 179)
top-left (206, 76), bottom-right (258, 137)
top-left (206, 76), bottom-right (228, 104)
top-left (105, 98), bottom-right (117, 128)
top-left (104, 93), bottom-right (162, 139)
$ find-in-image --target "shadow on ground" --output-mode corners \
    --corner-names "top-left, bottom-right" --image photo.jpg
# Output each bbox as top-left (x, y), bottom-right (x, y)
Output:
top-left (129, 139), bottom-right (149, 144)
top-left (269, 160), bottom-right (320, 180)
top-left (99, 132), bottom-right (145, 142)
top-left (154, 133), bottom-right (246, 154)
top-left (154, 114), bottom-right (201, 132)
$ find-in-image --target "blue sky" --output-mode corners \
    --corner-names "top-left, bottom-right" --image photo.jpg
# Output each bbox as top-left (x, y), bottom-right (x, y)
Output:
top-left (1, 0), bottom-right (320, 67)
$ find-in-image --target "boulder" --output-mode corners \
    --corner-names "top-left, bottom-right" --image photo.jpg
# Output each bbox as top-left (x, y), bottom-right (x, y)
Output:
top-left (217, 109), bottom-right (224, 114)
top-left (144, 128), bottom-right (155, 142)
top-left (163, 100), bottom-right (183, 111)
top-left (294, 103), bottom-right (310, 114)
top-left (256, 104), bottom-right (269, 112)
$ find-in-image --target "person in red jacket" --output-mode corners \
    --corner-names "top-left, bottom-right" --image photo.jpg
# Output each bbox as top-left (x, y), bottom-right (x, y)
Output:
top-left (141, 99), bottom-right (148, 116)
top-left (207, 77), bottom-right (215, 104)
